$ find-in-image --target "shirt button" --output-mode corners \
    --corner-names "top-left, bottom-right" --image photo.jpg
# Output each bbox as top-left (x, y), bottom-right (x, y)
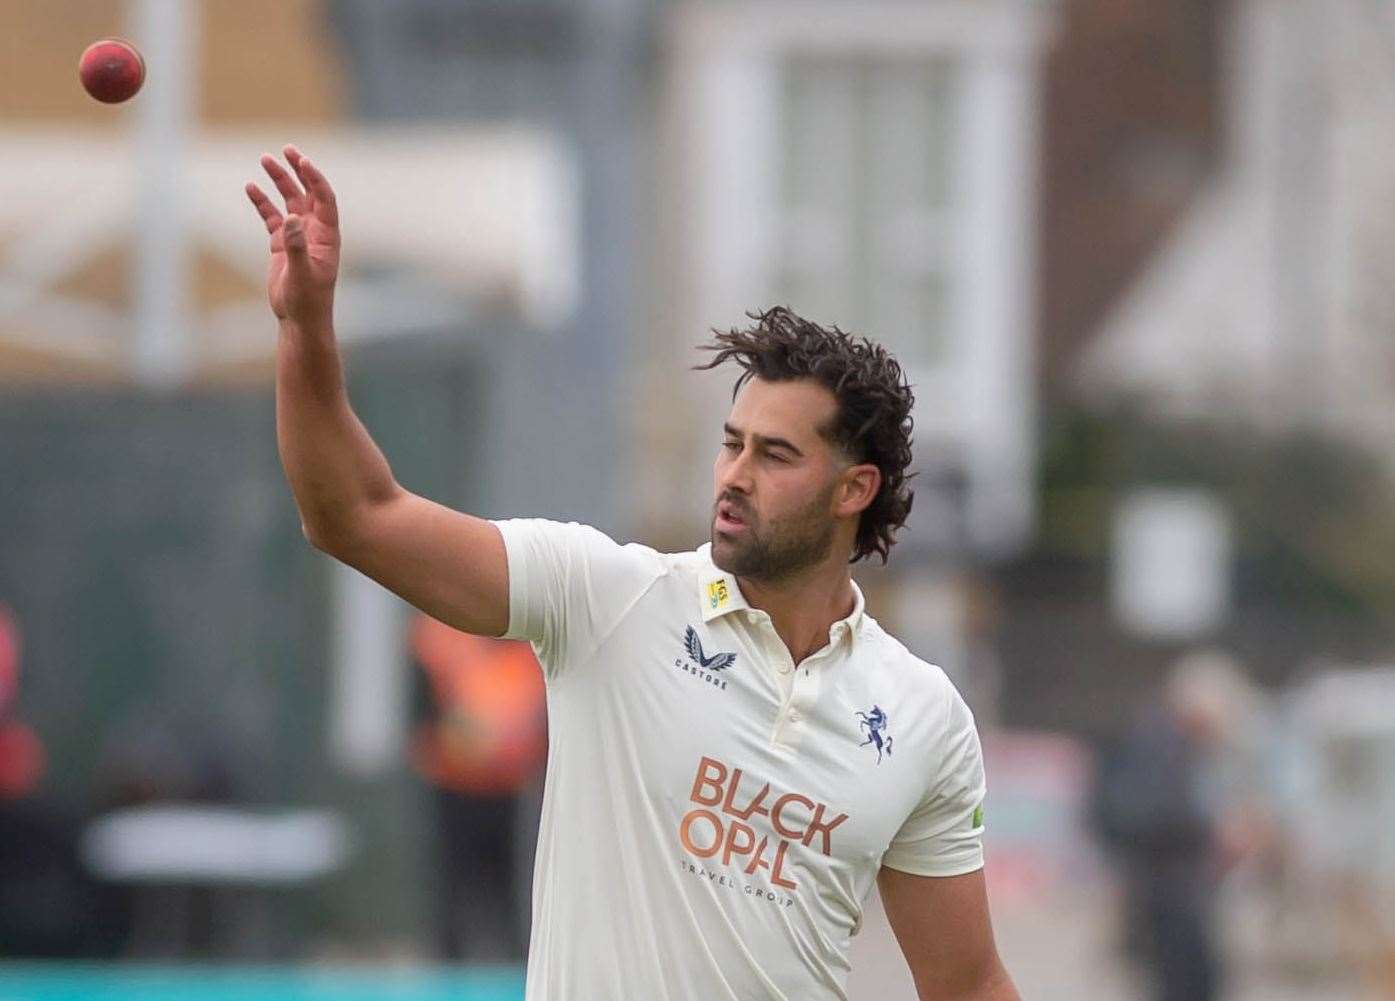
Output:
top-left (788, 710), bottom-right (802, 723)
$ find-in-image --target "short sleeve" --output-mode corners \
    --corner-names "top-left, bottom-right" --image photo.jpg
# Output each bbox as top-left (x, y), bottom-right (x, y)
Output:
top-left (881, 689), bottom-right (987, 877)
top-left (493, 518), bottom-right (665, 680)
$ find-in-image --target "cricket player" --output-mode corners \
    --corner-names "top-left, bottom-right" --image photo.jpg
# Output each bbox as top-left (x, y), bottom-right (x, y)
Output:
top-left (247, 146), bottom-right (1019, 1001)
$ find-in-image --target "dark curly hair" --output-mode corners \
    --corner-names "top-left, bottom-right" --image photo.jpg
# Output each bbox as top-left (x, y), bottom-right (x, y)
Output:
top-left (693, 306), bottom-right (916, 565)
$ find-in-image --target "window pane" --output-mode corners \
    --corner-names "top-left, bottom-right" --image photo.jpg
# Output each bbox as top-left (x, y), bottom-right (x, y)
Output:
top-left (777, 56), bottom-right (956, 368)
top-left (778, 59), bottom-right (856, 322)
top-left (870, 61), bottom-right (955, 212)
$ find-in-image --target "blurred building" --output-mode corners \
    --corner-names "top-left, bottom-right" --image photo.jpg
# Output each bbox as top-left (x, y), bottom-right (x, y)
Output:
top-left (0, 0), bottom-right (345, 383)
top-left (0, 1), bottom-right (574, 384)
top-left (12, 0), bottom-right (1357, 772)
top-left (1077, 0), bottom-right (1395, 452)
top-left (0, 0), bottom-right (579, 951)
top-left (18, 1), bottom-right (1395, 983)
top-left (991, 0), bottom-right (1395, 738)
top-left (645, 0), bottom-right (1056, 562)
top-left (1038, 0), bottom-right (1223, 393)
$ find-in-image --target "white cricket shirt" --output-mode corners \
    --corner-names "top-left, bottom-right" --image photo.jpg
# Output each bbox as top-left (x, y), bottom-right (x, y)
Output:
top-left (494, 518), bottom-right (986, 1001)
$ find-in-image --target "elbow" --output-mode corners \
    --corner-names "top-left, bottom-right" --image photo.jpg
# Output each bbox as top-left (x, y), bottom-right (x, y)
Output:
top-left (301, 518), bottom-right (331, 553)
top-left (299, 511), bottom-right (359, 558)
top-left (298, 488), bottom-right (397, 558)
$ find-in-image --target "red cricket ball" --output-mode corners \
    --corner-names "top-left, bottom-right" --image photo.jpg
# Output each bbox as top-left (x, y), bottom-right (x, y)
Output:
top-left (78, 38), bottom-right (145, 104)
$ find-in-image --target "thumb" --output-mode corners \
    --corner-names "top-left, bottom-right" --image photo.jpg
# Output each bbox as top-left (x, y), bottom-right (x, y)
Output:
top-left (282, 214), bottom-right (311, 272)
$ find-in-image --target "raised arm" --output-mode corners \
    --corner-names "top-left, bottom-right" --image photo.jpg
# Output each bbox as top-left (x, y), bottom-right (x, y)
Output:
top-left (245, 146), bottom-right (509, 637)
top-left (877, 866), bottom-right (1019, 1001)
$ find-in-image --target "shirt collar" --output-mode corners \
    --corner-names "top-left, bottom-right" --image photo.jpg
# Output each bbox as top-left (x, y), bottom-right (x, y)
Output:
top-left (696, 544), bottom-right (750, 622)
top-left (696, 543), bottom-right (866, 649)
top-left (835, 579), bottom-right (867, 650)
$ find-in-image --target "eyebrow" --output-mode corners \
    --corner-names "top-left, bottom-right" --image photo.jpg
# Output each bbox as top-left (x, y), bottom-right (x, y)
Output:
top-left (723, 422), bottom-right (805, 458)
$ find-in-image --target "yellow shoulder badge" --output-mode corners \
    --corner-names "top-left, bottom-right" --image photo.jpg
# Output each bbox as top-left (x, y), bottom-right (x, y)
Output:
top-left (707, 579), bottom-right (730, 610)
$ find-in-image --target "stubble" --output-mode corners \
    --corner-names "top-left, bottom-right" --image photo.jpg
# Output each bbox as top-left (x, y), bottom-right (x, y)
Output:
top-left (710, 483), bottom-right (837, 584)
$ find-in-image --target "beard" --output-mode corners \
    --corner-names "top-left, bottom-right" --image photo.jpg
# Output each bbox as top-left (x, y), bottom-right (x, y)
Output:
top-left (710, 484), bottom-right (838, 584)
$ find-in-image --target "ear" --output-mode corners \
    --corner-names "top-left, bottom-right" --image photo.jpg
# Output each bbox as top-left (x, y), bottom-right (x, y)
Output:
top-left (834, 463), bottom-right (881, 519)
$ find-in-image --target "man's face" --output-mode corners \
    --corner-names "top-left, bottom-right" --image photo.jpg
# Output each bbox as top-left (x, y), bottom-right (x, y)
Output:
top-left (710, 377), bottom-right (845, 582)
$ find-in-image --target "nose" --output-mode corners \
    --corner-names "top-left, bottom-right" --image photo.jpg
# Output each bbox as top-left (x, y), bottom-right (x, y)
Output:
top-left (716, 446), bottom-right (754, 497)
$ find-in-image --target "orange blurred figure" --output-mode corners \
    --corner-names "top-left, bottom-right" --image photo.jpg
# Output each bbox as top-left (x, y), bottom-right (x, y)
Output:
top-left (410, 615), bottom-right (546, 796)
top-left (409, 614), bottom-right (546, 961)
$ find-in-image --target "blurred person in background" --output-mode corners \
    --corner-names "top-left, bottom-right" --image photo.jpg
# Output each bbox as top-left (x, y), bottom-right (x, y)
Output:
top-left (1092, 649), bottom-right (1269, 1001)
top-left (0, 602), bottom-right (97, 958)
top-left (410, 614), bottom-right (546, 962)
top-left (0, 604), bottom-right (43, 805)
top-left (246, 146), bottom-right (1017, 1001)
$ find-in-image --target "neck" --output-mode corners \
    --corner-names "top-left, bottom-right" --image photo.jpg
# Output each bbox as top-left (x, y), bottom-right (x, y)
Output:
top-left (737, 557), bottom-right (858, 665)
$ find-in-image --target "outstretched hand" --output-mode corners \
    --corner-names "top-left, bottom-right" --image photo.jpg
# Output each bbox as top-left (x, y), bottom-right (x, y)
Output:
top-left (245, 145), bottom-right (341, 329)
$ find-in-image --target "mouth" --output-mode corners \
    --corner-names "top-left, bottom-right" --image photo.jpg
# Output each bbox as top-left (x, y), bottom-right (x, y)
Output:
top-left (714, 500), bottom-right (749, 535)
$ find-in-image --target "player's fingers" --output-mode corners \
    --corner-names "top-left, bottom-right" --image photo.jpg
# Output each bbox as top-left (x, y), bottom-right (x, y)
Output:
top-left (245, 183), bottom-right (283, 235)
top-left (293, 155), bottom-right (340, 229)
top-left (284, 146), bottom-right (339, 226)
top-left (260, 153), bottom-right (306, 211)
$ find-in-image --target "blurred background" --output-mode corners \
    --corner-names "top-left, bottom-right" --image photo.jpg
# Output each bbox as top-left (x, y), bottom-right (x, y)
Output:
top-left (2, 0), bottom-right (1395, 999)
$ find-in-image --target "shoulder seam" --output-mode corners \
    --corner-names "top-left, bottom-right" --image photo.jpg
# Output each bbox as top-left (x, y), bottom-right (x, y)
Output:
top-left (570, 549), bottom-right (676, 670)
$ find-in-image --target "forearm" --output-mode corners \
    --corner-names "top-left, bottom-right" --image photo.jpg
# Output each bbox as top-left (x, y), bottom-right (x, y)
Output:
top-left (944, 965), bottom-right (1019, 1001)
top-left (275, 318), bottom-right (398, 547)
top-left (882, 868), bottom-right (1020, 1001)
top-left (916, 957), bottom-right (1019, 1001)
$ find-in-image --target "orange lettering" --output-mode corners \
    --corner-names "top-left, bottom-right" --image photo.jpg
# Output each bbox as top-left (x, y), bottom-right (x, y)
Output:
top-left (771, 792), bottom-right (814, 840)
top-left (801, 804), bottom-right (849, 855)
top-left (690, 756), bottom-right (727, 806)
top-left (680, 809), bottom-right (723, 858)
top-left (743, 835), bottom-right (799, 891)
top-left (722, 770), bottom-right (771, 820)
top-left (743, 836), bottom-right (771, 877)
top-left (722, 820), bottom-right (757, 866)
top-left (770, 838), bottom-right (797, 889)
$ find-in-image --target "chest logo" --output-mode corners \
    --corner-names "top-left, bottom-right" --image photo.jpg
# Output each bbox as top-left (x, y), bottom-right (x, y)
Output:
top-left (856, 705), bottom-right (894, 764)
top-left (679, 755), bottom-right (850, 893)
top-left (685, 626), bottom-right (737, 672)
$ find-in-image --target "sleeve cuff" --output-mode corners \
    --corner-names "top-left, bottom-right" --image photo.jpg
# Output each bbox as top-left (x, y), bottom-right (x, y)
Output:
top-left (491, 518), bottom-right (530, 641)
top-left (879, 852), bottom-right (985, 878)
